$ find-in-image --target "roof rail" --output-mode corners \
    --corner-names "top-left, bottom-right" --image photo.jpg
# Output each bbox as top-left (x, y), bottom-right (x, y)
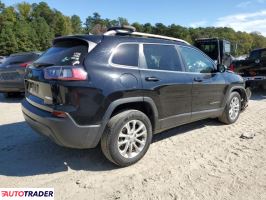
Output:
top-left (104, 26), bottom-right (190, 45)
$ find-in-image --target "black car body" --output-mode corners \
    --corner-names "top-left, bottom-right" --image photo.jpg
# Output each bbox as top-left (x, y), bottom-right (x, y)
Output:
top-left (231, 48), bottom-right (266, 89)
top-left (22, 27), bottom-right (248, 166)
top-left (0, 52), bottom-right (41, 95)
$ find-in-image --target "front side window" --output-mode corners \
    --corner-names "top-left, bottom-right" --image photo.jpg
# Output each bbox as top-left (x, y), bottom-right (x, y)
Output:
top-left (179, 46), bottom-right (214, 73)
top-left (112, 43), bottom-right (139, 67)
top-left (143, 44), bottom-right (182, 71)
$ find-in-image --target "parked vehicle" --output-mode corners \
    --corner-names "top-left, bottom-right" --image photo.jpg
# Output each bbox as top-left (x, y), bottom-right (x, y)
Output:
top-left (195, 38), bottom-right (252, 98)
top-left (22, 26), bottom-right (248, 167)
top-left (0, 52), bottom-right (41, 97)
top-left (0, 56), bottom-right (6, 64)
top-left (230, 48), bottom-right (266, 90)
top-left (195, 38), bottom-right (233, 67)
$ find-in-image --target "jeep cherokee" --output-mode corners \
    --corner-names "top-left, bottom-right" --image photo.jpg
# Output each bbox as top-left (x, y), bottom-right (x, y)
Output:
top-left (22, 26), bottom-right (248, 167)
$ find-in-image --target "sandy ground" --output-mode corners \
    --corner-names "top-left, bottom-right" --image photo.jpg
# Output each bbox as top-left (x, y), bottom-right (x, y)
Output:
top-left (0, 91), bottom-right (266, 200)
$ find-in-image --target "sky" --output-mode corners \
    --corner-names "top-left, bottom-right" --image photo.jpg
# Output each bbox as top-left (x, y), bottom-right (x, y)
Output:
top-left (2, 0), bottom-right (266, 35)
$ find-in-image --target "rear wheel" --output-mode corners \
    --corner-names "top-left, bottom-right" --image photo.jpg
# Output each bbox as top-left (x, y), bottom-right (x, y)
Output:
top-left (101, 110), bottom-right (152, 167)
top-left (219, 92), bottom-right (241, 124)
top-left (246, 87), bottom-right (252, 100)
top-left (3, 92), bottom-right (13, 98)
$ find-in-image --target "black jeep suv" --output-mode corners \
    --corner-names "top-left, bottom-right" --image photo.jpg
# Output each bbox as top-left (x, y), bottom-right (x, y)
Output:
top-left (22, 26), bottom-right (248, 167)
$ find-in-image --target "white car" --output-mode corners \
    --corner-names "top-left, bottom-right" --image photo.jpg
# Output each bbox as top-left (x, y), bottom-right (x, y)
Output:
top-left (0, 56), bottom-right (6, 64)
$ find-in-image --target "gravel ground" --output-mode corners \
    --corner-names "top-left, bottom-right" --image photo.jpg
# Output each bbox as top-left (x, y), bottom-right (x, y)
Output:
top-left (0, 90), bottom-right (266, 200)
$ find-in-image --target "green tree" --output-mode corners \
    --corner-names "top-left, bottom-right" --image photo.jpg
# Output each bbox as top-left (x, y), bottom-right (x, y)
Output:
top-left (14, 20), bottom-right (37, 52)
top-left (71, 15), bottom-right (82, 34)
top-left (17, 2), bottom-right (31, 20)
top-left (31, 17), bottom-right (53, 50)
top-left (0, 25), bottom-right (18, 55)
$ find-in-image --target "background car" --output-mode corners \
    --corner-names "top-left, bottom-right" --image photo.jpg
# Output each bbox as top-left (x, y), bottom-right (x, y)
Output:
top-left (0, 52), bottom-right (41, 97)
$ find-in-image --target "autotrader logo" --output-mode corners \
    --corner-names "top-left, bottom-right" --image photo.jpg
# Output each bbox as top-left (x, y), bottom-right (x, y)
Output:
top-left (0, 188), bottom-right (54, 200)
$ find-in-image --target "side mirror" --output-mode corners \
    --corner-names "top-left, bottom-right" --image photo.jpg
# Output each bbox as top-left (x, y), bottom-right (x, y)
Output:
top-left (217, 64), bottom-right (227, 73)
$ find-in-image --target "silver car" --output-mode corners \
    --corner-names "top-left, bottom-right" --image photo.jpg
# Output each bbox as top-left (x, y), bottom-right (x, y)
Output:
top-left (0, 52), bottom-right (41, 97)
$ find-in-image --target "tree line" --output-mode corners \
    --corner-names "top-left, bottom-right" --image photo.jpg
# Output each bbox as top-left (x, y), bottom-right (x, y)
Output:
top-left (0, 1), bottom-right (266, 56)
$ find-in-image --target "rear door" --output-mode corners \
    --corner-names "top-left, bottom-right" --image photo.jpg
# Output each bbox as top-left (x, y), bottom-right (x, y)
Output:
top-left (178, 46), bottom-right (226, 121)
top-left (139, 43), bottom-right (193, 130)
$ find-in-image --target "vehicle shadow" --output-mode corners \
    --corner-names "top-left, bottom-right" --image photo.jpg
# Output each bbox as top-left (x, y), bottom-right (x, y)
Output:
top-left (0, 118), bottom-right (222, 177)
top-left (0, 93), bottom-right (24, 103)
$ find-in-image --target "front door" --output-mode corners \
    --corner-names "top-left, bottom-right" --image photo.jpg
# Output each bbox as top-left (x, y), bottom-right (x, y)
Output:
top-left (178, 46), bottom-right (226, 121)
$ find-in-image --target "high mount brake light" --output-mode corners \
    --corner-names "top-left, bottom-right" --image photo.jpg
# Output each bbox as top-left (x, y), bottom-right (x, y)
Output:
top-left (44, 66), bottom-right (87, 81)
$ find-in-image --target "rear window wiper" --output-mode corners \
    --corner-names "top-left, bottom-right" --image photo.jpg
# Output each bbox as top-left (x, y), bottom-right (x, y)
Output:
top-left (33, 62), bottom-right (55, 67)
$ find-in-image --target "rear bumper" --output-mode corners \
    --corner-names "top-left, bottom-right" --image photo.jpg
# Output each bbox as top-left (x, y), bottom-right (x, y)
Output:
top-left (0, 81), bottom-right (24, 92)
top-left (21, 99), bottom-right (102, 149)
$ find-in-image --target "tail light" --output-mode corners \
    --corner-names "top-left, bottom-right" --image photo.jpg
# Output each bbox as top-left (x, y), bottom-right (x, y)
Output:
top-left (44, 66), bottom-right (87, 81)
top-left (19, 62), bottom-right (32, 68)
top-left (228, 64), bottom-right (235, 72)
top-left (52, 111), bottom-right (67, 118)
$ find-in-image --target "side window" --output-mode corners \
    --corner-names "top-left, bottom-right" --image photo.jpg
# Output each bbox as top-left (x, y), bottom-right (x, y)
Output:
top-left (112, 43), bottom-right (139, 67)
top-left (249, 50), bottom-right (260, 60)
top-left (261, 50), bottom-right (266, 59)
top-left (143, 44), bottom-right (182, 71)
top-left (179, 46), bottom-right (214, 73)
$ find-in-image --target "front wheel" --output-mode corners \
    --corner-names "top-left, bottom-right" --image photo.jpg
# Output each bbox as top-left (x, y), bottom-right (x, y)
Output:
top-left (101, 110), bottom-right (152, 167)
top-left (219, 92), bottom-right (241, 124)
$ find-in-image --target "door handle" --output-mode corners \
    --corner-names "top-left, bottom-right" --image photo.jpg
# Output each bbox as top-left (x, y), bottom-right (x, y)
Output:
top-left (194, 77), bottom-right (203, 82)
top-left (145, 77), bottom-right (160, 82)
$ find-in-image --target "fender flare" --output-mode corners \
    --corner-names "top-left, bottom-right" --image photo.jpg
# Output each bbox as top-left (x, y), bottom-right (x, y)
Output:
top-left (224, 85), bottom-right (248, 108)
top-left (94, 97), bottom-right (159, 144)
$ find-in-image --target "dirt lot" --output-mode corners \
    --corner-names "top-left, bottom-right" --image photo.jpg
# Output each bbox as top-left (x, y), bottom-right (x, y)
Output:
top-left (0, 91), bottom-right (266, 200)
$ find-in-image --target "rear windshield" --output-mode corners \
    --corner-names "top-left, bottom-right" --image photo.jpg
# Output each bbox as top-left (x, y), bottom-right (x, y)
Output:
top-left (34, 40), bottom-right (88, 66)
top-left (1, 54), bottom-right (39, 67)
top-left (195, 42), bottom-right (218, 60)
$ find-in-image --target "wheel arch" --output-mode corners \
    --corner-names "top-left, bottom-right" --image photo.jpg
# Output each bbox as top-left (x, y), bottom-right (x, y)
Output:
top-left (228, 86), bottom-right (248, 109)
top-left (95, 97), bottom-right (159, 144)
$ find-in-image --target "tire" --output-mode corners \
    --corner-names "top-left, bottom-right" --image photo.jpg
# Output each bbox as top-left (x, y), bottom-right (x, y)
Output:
top-left (219, 92), bottom-right (241, 124)
top-left (3, 92), bottom-right (12, 98)
top-left (245, 87), bottom-right (252, 100)
top-left (101, 110), bottom-right (152, 167)
top-left (3, 92), bottom-right (21, 98)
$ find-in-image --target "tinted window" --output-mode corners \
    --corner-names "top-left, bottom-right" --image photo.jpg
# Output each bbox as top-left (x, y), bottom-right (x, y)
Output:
top-left (112, 44), bottom-right (139, 67)
top-left (143, 44), bottom-right (182, 71)
top-left (249, 50), bottom-right (260, 60)
top-left (196, 43), bottom-right (218, 60)
top-left (261, 50), bottom-right (266, 59)
top-left (179, 46), bottom-right (214, 73)
top-left (35, 40), bottom-right (88, 66)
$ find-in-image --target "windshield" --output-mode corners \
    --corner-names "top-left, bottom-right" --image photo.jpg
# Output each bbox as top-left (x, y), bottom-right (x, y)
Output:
top-left (34, 40), bottom-right (88, 67)
top-left (195, 42), bottom-right (218, 60)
